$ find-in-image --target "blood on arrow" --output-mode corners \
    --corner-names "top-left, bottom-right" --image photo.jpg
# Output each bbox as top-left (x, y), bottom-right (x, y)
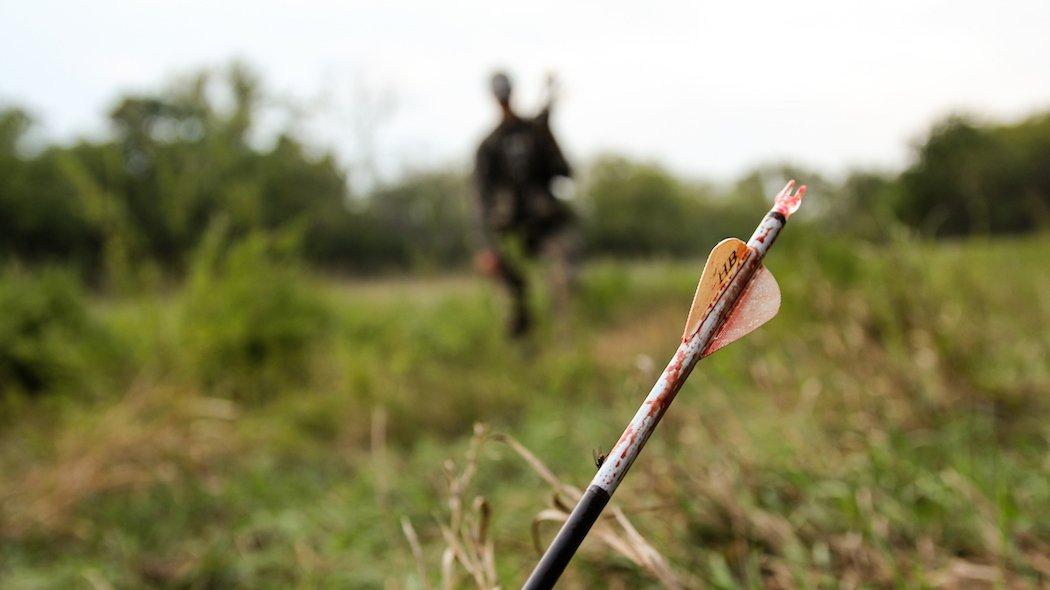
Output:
top-left (523, 180), bottom-right (807, 590)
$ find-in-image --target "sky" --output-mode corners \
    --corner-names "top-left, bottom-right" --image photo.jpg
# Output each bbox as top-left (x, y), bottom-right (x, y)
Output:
top-left (2, 0), bottom-right (1049, 184)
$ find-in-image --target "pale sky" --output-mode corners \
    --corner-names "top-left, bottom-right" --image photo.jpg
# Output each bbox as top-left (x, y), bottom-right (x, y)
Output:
top-left (3, 0), bottom-right (1048, 184)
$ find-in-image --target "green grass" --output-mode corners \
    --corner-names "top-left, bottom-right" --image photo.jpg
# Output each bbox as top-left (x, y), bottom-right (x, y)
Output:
top-left (1, 233), bottom-right (1047, 588)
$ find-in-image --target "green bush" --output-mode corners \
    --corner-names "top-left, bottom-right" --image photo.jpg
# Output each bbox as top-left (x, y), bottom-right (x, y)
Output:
top-left (0, 268), bottom-right (111, 398)
top-left (579, 155), bottom-right (705, 257)
top-left (179, 229), bottom-right (333, 401)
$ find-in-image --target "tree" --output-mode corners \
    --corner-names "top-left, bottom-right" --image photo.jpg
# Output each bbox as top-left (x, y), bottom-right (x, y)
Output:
top-left (897, 113), bottom-right (1050, 236)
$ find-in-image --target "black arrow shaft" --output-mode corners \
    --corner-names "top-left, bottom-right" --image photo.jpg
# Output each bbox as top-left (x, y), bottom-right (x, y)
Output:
top-left (522, 486), bottom-right (609, 589)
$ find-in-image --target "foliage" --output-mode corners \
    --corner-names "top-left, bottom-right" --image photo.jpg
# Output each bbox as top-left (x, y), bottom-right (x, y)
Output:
top-left (0, 268), bottom-right (115, 399)
top-left (577, 156), bottom-right (792, 258)
top-left (897, 113), bottom-right (1050, 236)
top-left (578, 155), bottom-right (705, 256)
top-left (367, 171), bottom-right (475, 270)
top-left (4, 64), bottom-right (1050, 281)
top-left (0, 235), bottom-right (1046, 587)
top-left (0, 64), bottom-right (355, 279)
top-left (179, 226), bottom-right (333, 401)
top-left (0, 110), bottom-right (101, 271)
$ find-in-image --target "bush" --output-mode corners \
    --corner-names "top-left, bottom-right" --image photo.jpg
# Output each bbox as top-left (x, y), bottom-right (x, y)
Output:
top-left (579, 155), bottom-right (704, 257)
top-left (179, 228), bottom-right (333, 401)
top-left (0, 268), bottom-right (111, 398)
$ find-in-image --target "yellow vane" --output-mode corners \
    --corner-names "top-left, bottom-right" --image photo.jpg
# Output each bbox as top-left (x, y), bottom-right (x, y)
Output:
top-left (682, 238), bottom-right (750, 340)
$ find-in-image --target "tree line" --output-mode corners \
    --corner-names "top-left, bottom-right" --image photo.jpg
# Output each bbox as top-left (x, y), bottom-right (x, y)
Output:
top-left (1, 64), bottom-right (1047, 283)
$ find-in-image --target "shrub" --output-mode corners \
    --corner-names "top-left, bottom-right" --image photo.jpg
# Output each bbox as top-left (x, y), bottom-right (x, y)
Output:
top-left (179, 228), bottom-right (332, 401)
top-left (0, 268), bottom-right (111, 398)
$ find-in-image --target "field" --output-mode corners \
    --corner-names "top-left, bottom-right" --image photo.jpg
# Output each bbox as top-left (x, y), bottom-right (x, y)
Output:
top-left (1, 232), bottom-right (1047, 588)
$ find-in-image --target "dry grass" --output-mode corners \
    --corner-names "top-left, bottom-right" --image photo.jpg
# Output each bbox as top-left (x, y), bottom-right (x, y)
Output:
top-left (403, 424), bottom-right (693, 589)
top-left (1, 237), bottom-right (1046, 587)
top-left (0, 384), bottom-right (238, 540)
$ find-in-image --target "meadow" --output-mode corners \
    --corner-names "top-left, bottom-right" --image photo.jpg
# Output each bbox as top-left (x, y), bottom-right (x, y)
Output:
top-left (0, 231), bottom-right (1047, 588)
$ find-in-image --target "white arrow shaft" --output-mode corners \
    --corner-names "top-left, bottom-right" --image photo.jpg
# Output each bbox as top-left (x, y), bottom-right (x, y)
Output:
top-left (590, 211), bottom-right (786, 495)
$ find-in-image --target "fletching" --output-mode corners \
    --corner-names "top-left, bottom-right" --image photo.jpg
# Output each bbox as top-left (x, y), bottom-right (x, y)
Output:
top-left (683, 238), bottom-right (750, 340)
top-left (702, 265), bottom-right (781, 357)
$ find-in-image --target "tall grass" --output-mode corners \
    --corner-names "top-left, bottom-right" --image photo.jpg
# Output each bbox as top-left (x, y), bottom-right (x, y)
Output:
top-left (0, 233), bottom-right (1046, 588)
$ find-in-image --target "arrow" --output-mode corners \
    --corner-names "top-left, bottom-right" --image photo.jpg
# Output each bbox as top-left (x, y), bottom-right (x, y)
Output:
top-left (523, 180), bottom-right (807, 589)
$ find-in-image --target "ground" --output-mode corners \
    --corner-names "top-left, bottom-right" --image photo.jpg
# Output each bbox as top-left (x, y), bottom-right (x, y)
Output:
top-left (1, 233), bottom-right (1047, 588)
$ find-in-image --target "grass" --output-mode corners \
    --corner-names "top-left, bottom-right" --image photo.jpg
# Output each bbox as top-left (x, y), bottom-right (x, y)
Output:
top-left (0, 231), bottom-right (1047, 588)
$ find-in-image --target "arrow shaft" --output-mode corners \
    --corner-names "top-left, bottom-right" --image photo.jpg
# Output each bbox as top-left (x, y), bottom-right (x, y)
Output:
top-left (523, 209), bottom-right (791, 589)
